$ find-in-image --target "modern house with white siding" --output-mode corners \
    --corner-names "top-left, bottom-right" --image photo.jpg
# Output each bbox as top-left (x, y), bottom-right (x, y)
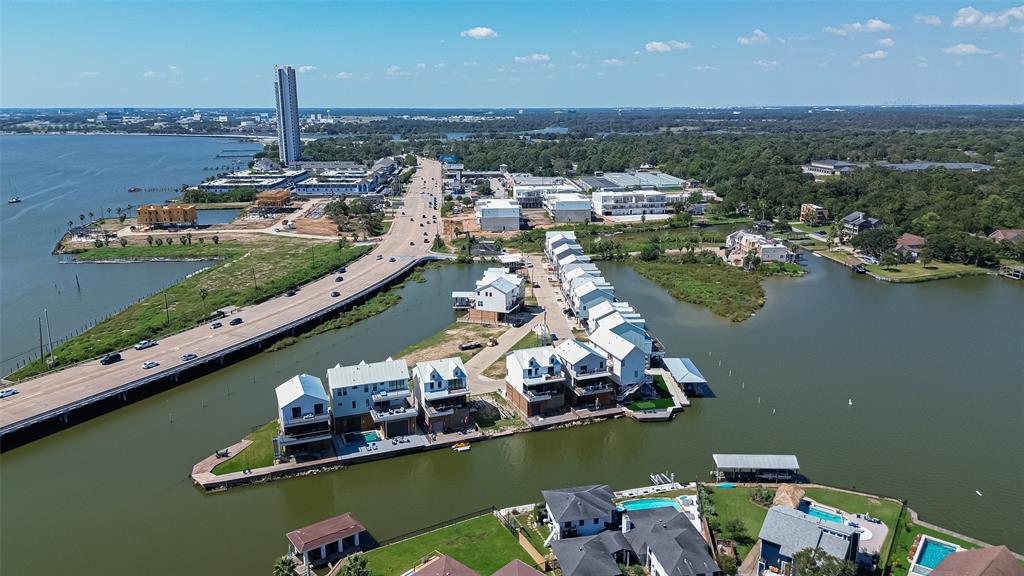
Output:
top-left (412, 357), bottom-right (472, 433)
top-left (505, 346), bottom-right (568, 419)
top-left (326, 358), bottom-right (416, 438)
top-left (275, 374), bottom-right (333, 457)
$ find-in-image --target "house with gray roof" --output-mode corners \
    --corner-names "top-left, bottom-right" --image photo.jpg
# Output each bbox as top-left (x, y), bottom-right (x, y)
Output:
top-left (757, 506), bottom-right (860, 575)
top-left (542, 484), bottom-right (618, 541)
top-left (550, 530), bottom-right (630, 576)
top-left (275, 374), bottom-right (333, 457)
top-left (841, 211), bottom-right (880, 236)
top-left (622, 507), bottom-right (721, 576)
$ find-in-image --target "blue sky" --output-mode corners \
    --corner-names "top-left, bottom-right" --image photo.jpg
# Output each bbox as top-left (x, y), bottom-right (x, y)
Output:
top-left (2, 1), bottom-right (1022, 107)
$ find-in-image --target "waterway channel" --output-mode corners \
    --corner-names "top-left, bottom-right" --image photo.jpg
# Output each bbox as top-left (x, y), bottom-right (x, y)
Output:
top-left (1, 256), bottom-right (1021, 575)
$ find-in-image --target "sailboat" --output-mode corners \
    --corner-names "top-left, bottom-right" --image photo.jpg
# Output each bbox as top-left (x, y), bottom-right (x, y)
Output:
top-left (7, 197), bottom-right (21, 204)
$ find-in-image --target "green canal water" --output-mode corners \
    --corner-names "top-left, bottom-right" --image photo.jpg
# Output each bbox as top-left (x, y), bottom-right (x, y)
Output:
top-left (1, 258), bottom-right (1022, 575)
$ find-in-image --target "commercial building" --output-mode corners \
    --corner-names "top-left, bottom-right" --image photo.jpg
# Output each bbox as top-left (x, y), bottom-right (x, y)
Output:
top-left (800, 203), bottom-right (830, 226)
top-left (544, 193), bottom-right (592, 222)
top-left (326, 359), bottom-right (416, 439)
top-left (294, 168), bottom-right (382, 196)
top-left (475, 199), bottom-right (522, 232)
top-left (274, 374), bottom-right (332, 458)
top-left (451, 267), bottom-right (526, 324)
top-left (198, 168), bottom-right (308, 193)
top-left (591, 191), bottom-right (667, 217)
top-left (274, 65), bottom-right (302, 165)
top-left (136, 204), bottom-right (197, 227)
top-left (877, 161), bottom-right (994, 172)
top-left (578, 171), bottom-right (685, 192)
top-left (411, 357), bottom-right (472, 433)
top-left (801, 160), bottom-right (855, 178)
top-left (511, 175), bottom-right (581, 208)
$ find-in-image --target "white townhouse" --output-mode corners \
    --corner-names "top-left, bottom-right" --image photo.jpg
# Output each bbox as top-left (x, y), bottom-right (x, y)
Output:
top-left (504, 346), bottom-right (567, 419)
top-left (591, 190), bottom-right (668, 217)
top-left (275, 374), bottom-right (333, 457)
top-left (545, 231), bottom-right (578, 259)
top-left (327, 358), bottom-right (415, 438)
top-left (452, 268), bottom-right (526, 324)
top-left (412, 357), bottom-right (472, 433)
top-left (550, 242), bottom-right (584, 265)
top-left (592, 313), bottom-right (655, 362)
top-left (586, 300), bottom-right (639, 329)
top-left (571, 281), bottom-right (616, 321)
top-left (554, 339), bottom-right (616, 408)
top-left (558, 262), bottom-right (601, 290)
top-left (588, 327), bottom-right (649, 391)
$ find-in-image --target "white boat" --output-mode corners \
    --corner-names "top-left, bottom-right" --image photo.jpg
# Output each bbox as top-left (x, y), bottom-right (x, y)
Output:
top-left (976, 490), bottom-right (983, 496)
top-left (452, 442), bottom-right (471, 452)
top-left (7, 197), bottom-right (22, 204)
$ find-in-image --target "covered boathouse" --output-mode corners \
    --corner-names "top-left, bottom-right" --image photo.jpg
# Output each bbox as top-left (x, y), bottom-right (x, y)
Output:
top-left (712, 454), bottom-right (801, 482)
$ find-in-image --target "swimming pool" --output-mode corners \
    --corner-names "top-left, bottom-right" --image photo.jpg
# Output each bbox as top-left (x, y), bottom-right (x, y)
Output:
top-left (806, 505), bottom-right (844, 524)
top-left (362, 431), bottom-right (380, 442)
top-left (619, 498), bottom-right (681, 512)
top-left (914, 537), bottom-right (958, 571)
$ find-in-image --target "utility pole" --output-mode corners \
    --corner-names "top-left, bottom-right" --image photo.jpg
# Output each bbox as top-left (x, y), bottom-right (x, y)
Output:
top-left (38, 317), bottom-right (44, 362)
top-left (251, 265), bottom-right (257, 289)
top-left (163, 293), bottom-right (170, 325)
top-left (43, 308), bottom-right (55, 366)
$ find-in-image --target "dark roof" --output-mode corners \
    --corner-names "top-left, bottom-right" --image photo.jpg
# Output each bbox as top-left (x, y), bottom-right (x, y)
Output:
top-left (623, 508), bottom-right (720, 576)
top-left (931, 546), bottom-right (1024, 576)
top-left (842, 211), bottom-right (879, 228)
top-left (286, 513), bottom-right (365, 554)
top-left (492, 559), bottom-right (545, 576)
top-left (543, 484), bottom-right (616, 525)
top-left (412, 554), bottom-right (480, 576)
top-left (550, 531), bottom-right (630, 576)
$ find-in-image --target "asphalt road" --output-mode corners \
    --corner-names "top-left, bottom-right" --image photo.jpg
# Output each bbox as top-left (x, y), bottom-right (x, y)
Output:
top-left (0, 158), bottom-right (445, 431)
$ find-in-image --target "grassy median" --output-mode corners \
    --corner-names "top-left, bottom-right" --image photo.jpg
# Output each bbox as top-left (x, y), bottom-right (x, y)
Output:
top-left (7, 237), bottom-right (370, 381)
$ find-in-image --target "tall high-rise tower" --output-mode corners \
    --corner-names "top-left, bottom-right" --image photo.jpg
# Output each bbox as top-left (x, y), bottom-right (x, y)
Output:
top-left (273, 65), bottom-right (301, 165)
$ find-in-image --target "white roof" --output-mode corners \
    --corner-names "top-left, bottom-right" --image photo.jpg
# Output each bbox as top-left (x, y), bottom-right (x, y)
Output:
top-left (561, 262), bottom-right (600, 277)
top-left (276, 373), bottom-right (328, 407)
top-left (510, 346), bottom-right (559, 371)
top-left (476, 269), bottom-right (525, 293)
top-left (327, 359), bottom-right (409, 390)
top-left (557, 253), bottom-right (590, 268)
top-left (414, 357), bottom-right (467, 382)
top-left (712, 454), bottom-right (800, 471)
top-left (573, 281), bottom-right (614, 301)
top-left (588, 301), bottom-right (635, 323)
top-left (595, 312), bottom-right (647, 333)
top-left (588, 327), bottom-right (640, 360)
top-left (552, 243), bottom-right (582, 258)
top-left (555, 339), bottom-right (604, 365)
top-left (663, 357), bottom-right (706, 385)
top-left (564, 266), bottom-right (598, 283)
top-left (498, 254), bottom-right (523, 264)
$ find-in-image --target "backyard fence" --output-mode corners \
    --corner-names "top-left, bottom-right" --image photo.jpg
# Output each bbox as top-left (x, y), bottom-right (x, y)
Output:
top-left (373, 506), bottom-right (497, 549)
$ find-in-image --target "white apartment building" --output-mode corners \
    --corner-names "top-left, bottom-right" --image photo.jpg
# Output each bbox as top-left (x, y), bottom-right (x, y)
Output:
top-left (326, 358), bottom-right (415, 438)
top-left (198, 168), bottom-right (308, 193)
top-left (591, 190), bottom-right (668, 217)
top-left (511, 175), bottom-right (581, 208)
top-left (475, 199), bottom-right (521, 232)
top-left (544, 193), bottom-right (592, 223)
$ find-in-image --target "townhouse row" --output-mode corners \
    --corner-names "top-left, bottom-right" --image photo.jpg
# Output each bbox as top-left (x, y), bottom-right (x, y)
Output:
top-left (273, 356), bottom-right (473, 458)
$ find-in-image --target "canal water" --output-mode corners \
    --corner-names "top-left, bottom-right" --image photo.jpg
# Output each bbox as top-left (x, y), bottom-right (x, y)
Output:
top-left (0, 135), bottom-right (261, 375)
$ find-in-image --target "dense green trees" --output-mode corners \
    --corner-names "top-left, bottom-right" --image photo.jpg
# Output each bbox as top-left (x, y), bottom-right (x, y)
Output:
top-left (850, 228), bottom-right (898, 259)
top-left (182, 187), bottom-right (258, 203)
top-left (791, 548), bottom-right (856, 576)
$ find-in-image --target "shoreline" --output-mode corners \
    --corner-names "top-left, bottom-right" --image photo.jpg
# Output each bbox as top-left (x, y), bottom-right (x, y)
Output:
top-left (0, 131), bottom-right (271, 142)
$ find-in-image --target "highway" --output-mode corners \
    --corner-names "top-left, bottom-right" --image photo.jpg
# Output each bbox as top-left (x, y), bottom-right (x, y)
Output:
top-left (0, 158), bottom-right (445, 436)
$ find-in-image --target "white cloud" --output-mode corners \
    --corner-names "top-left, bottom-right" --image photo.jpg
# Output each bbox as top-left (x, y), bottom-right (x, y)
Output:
top-left (513, 53), bottom-right (550, 63)
top-left (462, 61), bottom-right (479, 67)
top-left (142, 70), bottom-right (160, 78)
top-left (415, 63), bottom-right (427, 70)
top-left (169, 65), bottom-right (182, 75)
top-left (79, 71), bottom-right (98, 77)
top-left (914, 14), bottom-right (942, 26)
top-left (878, 38), bottom-right (895, 47)
top-left (692, 65), bottom-right (717, 71)
top-left (668, 40), bottom-right (691, 49)
top-left (599, 58), bottom-right (624, 66)
top-left (825, 18), bottom-right (894, 36)
top-left (737, 29), bottom-right (770, 45)
top-left (573, 63), bottom-right (589, 70)
top-left (753, 59), bottom-right (779, 70)
top-left (861, 49), bottom-right (889, 60)
top-left (918, 61), bottom-right (929, 68)
top-left (297, 65), bottom-right (317, 74)
top-left (434, 63), bottom-right (447, 69)
top-left (952, 6), bottom-right (1024, 28)
top-left (645, 41), bottom-right (671, 53)
top-left (460, 26), bottom-right (498, 39)
top-left (335, 72), bottom-right (352, 79)
top-left (385, 65), bottom-right (406, 76)
top-left (942, 43), bottom-right (992, 55)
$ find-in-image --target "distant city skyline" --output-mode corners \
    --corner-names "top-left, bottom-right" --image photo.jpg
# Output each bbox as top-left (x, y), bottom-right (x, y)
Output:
top-left (2, 1), bottom-right (1022, 107)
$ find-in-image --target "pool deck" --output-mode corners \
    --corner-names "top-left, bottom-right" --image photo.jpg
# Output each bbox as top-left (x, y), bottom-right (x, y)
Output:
top-left (803, 498), bottom-right (889, 557)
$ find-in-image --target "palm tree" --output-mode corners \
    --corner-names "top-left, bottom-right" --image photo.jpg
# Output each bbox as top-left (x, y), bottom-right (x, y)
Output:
top-left (339, 554), bottom-right (370, 576)
top-left (272, 556), bottom-right (297, 576)
top-left (88, 211), bottom-right (94, 220)
top-left (211, 235), bottom-right (219, 244)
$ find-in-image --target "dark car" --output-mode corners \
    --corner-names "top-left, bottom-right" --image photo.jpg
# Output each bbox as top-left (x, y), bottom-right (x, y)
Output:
top-left (286, 289), bottom-right (296, 297)
top-left (181, 353), bottom-right (198, 362)
top-left (336, 266), bottom-right (347, 273)
top-left (100, 353), bottom-right (122, 365)
top-left (388, 257), bottom-right (396, 262)
top-left (331, 291), bottom-right (341, 297)
top-left (335, 276), bottom-right (343, 282)
top-left (511, 319), bottom-right (525, 328)
top-left (229, 318), bottom-right (243, 326)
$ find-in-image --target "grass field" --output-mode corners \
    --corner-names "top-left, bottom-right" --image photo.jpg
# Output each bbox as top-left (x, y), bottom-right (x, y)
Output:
top-left (865, 261), bottom-right (990, 282)
top-left (211, 421), bottom-right (278, 475)
top-left (626, 375), bottom-right (675, 410)
top-left (630, 257), bottom-right (766, 322)
top-left (363, 514), bottom-right (532, 576)
top-left (705, 486), bottom-right (769, 560)
top-left (267, 290), bottom-right (402, 352)
top-left (8, 237), bottom-right (370, 380)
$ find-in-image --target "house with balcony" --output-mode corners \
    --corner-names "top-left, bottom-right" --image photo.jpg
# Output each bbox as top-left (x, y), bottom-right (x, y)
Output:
top-left (546, 231), bottom-right (578, 260)
top-left (452, 268), bottom-right (526, 324)
top-left (505, 346), bottom-right (567, 419)
top-left (543, 484), bottom-right (618, 541)
top-left (412, 357), bottom-right (472, 433)
top-left (571, 281), bottom-right (616, 321)
top-left (274, 374), bottom-right (333, 458)
top-left (587, 301), bottom-right (641, 330)
top-left (591, 313), bottom-right (656, 364)
top-left (558, 262), bottom-right (600, 292)
top-left (591, 190), bottom-right (668, 217)
top-left (327, 358), bottom-right (415, 439)
top-left (800, 203), bottom-right (830, 226)
top-left (554, 339), bottom-right (616, 409)
top-left (589, 327), bottom-right (650, 396)
top-left (725, 230), bottom-right (795, 267)
top-left (841, 211), bottom-right (880, 237)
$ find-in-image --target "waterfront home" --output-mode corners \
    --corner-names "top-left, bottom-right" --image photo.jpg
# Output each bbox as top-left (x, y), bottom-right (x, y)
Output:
top-left (558, 261), bottom-right (600, 290)
top-left (725, 230), bottom-right (795, 266)
top-left (587, 301), bottom-right (640, 330)
top-left (554, 339), bottom-right (616, 408)
top-left (412, 357), bottom-right (472, 433)
top-left (407, 553), bottom-right (480, 576)
top-left (550, 531), bottom-right (631, 576)
top-left (621, 507), bottom-right (721, 576)
top-left (452, 268), bottom-right (526, 324)
top-left (588, 327), bottom-right (650, 393)
top-left (566, 273), bottom-right (613, 301)
top-left (551, 242), bottom-right (584, 264)
top-left (571, 281), bottom-right (616, 321)
top-left (545, 231), bottom-right (578, 259)
top-left (895, 233), bottom-right (927, 261)
top-left (712, 454), bottom-right (800, 482)
top-left (800, 203), bottom-right (830, 225)
top-left (988, 229), bottom-right (1024, 243)
top-left (505, 346), bottom-right (567, 419)
top-left (274, 374), bottom-right (332, 458)
top-left (497, 253), bottom-right (524, 274)
top-left (757, 506), bottom-right (860, 574)
top-left (930, 545), bottom-right (1023, 576)
top-left (326, 358), bottom-right (415, 438)
top-left (841, 211), bottom-right (880, 237)
top-left (557, 253), bottom-right (592, 276)
top-left (286, 512), bottom-right (366, 569)
top-left (543, 484), bottom-right (618, 541)
top-left (591, 314), bottom-right (655, 363)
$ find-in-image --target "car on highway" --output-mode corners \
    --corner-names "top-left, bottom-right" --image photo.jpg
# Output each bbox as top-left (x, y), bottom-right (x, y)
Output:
top-left (550, 333), bottom-right (559, 341)
top-left (409, 241), bottom-right (414, 246)
top-left (335, 276), bottom-right (343, 282)
top-left (229, 318), bottom-right (243, 326)
top-left (142, 361), bottom-right (160, 369)
top-left (0, 388), bottom-right (19, 399)
top-left (388, 257), bottom-right (396, 262)
top-left (331, 291), bottom-right (341, 297)
top-left (336, 266), bottom-right (347, 273)
top-left (133, 339), bottom-right (157, 350)
top-left (181, 353), bottom-right (198, 362)
top-left (420, 223), bottom-right (424, 227)
top-left (424, 238), bottom-right (429, 243)
top-left (286, 289), bottom-right (297, 297)
top-left (410, 218), bottom-right (414, 222)
top-left (376, 254), bottom-right (383, 260)
top-left (210, 321), bottom-right (223, 329)
top-left (100, 353), bottom-right (122, 365)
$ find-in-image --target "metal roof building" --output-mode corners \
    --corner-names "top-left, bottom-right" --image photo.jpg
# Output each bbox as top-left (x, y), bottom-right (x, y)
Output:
top-left (712, 454), bottom-right (800, 481)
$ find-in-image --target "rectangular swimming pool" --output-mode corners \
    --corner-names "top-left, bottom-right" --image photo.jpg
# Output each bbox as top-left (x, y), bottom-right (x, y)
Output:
top-left (618, 498), bottom-right (681, 512)
top-left (915, 537), bottom-right (958, 571)
top-left (806, 505), bottom-right (844, 524)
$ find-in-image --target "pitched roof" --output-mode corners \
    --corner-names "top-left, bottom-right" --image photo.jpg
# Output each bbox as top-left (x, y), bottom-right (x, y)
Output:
top-left (542, 484), bottom-right (616, 525)
top-left (555, 339), bottom-right (605, 366)
top-left (758, 507), bottom-right (857, 559)
top-left (573, 281), bottom-right (614, 301)
top-left (275, 374), bottom-right (328, 408)
top-left (713, 454), bottom-right (800, 470)
top-left (930, 545), bottom-right (1024, 576)
top-left (412, 554), bottom-right (480, 576)
top-left (896, 233), bottom-right (927, 249)
top-left (286, 512), bottom-right (365, 554)
top-left (664, 358), bottom-right (707, 385)
top-left (510, 346), bottom-right (559, 371)
top-left (327, 359), bottom-right (408, 390)
top-left (414, 357), bottom-right (467, 382)
top-left (623, 508), bottom-right (720, 576)
top-left (588, 327), bottom-right (640, 360)
top-left (491, 559), bottom-right (545, 576)
top-left (988, 229), bottom-right (1024, 242)
top-left (550, 531), bottom-right (629, 576)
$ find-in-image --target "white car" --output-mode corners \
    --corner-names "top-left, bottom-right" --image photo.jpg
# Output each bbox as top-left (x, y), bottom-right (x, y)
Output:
top-left (134, 339), bottom-right (157, 350)
top-left (142, 361), bottom-right (160, 369)
top-left (0, 388), bottom-right (18, 399)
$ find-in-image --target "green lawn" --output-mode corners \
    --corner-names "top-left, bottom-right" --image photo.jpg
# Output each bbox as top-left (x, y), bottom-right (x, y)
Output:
top-left (211, 421), bottom-right (278, 475)
top-left (267, 290), bottom-right (402, 352)
top-left (627, 375), bottom-right (676, 410)
top-left (8, 238), bottom-right (370, 380)
top-left (705, 487), bottom-right (769, 560)
top-left (630, 257), bottom-right (766, 322)
top-left (363, 514), bottom-right (532, 576)
top-left (512, 511), bottom-right (550, 556)
top-left (800, 488), bottom-right (903, 561)
top-left (865, 261), bottom-right (990, 283)
top-left (888, 520), bottom-right (980, 576)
